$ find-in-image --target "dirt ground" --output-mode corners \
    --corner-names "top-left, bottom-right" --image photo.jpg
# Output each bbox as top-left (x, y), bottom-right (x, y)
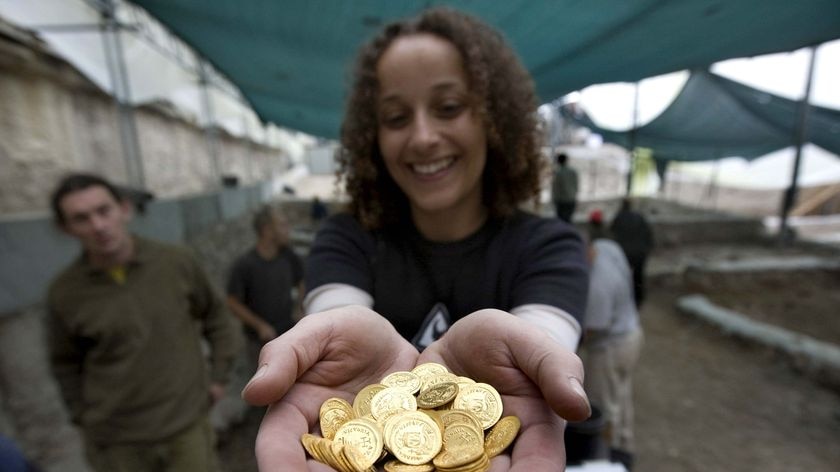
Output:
top-left (217, 244), bottom-right (840, 472)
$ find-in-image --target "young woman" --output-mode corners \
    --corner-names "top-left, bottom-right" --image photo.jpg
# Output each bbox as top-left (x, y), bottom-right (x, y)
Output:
top-left (243, 8), bottom-right (591, 471)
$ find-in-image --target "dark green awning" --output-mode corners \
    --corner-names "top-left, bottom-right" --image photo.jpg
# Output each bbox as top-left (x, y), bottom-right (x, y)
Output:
top-left (562, 70), bottom-right (840, 162)
top-left (130, 0), bottom-right (840, 139)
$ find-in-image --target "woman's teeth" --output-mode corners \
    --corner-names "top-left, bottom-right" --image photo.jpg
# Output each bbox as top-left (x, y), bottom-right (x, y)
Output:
top-left (412, 158), bottom-right (453, 175)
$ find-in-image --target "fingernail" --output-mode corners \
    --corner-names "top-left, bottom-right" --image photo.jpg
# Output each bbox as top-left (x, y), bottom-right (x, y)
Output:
top-left (242, 364), bottom-right (268, 397)
top-left (569, 376), bottom-right (591, 417)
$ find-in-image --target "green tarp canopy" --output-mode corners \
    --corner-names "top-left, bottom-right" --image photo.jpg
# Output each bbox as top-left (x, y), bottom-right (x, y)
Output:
top-left (562, 70), bottom-right (840, 162)
top-left (130, 0), bottom-right (840, 139)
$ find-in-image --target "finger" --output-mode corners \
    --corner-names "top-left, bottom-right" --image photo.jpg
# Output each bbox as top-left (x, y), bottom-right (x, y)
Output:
top-left (439, 309), bottom-right (591, 422)
top-left (255, 401), bottom-right (310, 470)
top-left (500, 313), bottom-right (591, 422)
top-left (500, 393), bottom-right (567, 470)
top-left (241, 312), bottom-right (335, 406)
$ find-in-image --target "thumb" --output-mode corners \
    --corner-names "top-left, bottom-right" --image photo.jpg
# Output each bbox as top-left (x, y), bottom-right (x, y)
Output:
top-left (503, 316), bottom-right (591, 422)
top-left (241, 312), bottom-right (332, 406)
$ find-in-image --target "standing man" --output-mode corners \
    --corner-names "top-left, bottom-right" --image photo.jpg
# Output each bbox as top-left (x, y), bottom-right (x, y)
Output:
top-left (610, 198), bottom-right (655, 308)
top-left (47, 173), bottom-right (240, 472)
top-left (227, 205), bottom-right (303, 349)
top-left (551, 152), bottom-right (579, 223)
top-left (580, 232), bottom-right (644, 471)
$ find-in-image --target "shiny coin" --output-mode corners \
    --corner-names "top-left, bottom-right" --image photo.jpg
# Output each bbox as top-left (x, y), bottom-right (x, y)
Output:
top-left (484, 415), bottom-right (521, 458)
top-left (417, 380), bottom-right (459, 409)
top-left (381, 371), bottom-right (422, 395)
top-left (370, 387), bottom-right (417, 421)
top-left (320, 397), bottom-right (355, 440)
top-left (383, 460), bottom-right (435, 472)
top-left (333, 417), bottom-right (384, 468)
top-left (388, 411), bottom-right (442, 465)
top-left (453, 383), bottom-right (503, 430)
top-left (410, 362), bottom-right (449, 380)
top-left (353, 383), bottom-right (387, 418)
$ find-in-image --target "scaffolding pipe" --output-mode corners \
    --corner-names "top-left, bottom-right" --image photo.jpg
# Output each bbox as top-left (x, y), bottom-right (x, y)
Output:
top-left (625, 82), bottom-right (640, 196)
top-left (778, 45), bottom-right (817, 245)
top-left (100, 0), bottom-right (145, 188)
top-left (198, 60), bottom-right (222, 186)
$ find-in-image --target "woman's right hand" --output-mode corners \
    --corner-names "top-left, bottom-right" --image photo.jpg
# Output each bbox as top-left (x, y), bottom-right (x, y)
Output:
top-left (241, 305), bottom-right (420, 471)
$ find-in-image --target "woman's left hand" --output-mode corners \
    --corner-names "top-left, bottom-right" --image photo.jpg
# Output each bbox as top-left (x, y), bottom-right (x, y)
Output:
top-left (420, 309), bottom-right (591, 471)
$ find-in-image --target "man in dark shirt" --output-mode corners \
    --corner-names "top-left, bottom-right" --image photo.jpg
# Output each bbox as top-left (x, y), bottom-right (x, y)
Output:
top-left (227, 205), bottom-right (304, 345)
top-left (47, 173), bottom-right (239, 472)
top-left (552, 152), bottom-right (579, 223)
top-left (610, 198), bottom-right (655, 308)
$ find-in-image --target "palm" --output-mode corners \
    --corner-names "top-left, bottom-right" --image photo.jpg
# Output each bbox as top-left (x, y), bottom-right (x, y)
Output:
top-left (242, 307), bottom-right (419, 471)
top-left (420, 309), bottom-right (590, 471)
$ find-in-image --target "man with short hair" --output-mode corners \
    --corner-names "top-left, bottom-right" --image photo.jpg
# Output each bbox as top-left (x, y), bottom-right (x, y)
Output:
top-left (551, 152), bottom-right (579, 223)
top-left (47, 173), bottom-right (240, 472)
top-left (227, 205), bottom-right (304, 346)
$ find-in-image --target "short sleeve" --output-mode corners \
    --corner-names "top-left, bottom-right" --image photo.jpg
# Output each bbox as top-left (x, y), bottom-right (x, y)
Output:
top-left (508, 216), bottom-right (590, 325)
top-left (304, 213), bottom-right (376, 297)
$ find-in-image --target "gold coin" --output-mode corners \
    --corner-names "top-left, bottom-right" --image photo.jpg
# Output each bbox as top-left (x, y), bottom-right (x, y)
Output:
top-left (383, 460), bottom-right (435, 472)
top-left (381, 371), bottom-right (422, 395)
top-left (388, 411), bottom-right (442, 465)
top-left (442, 422), bottom-right (483, 451)
top-left (353, 383), bottom-right (387, 418)
top-left (417, 380), bottom-right (459, 409)
top-left (419, 372), bottom-right (459, 391)
top-left (320, 397), bottom-right (355, 440)
top-left (432, 443), bottom-right (483, 468)
top-left (453, 383), bottom-right (503, 430)
top-left (484, 415), bottom-right (521, 458)
top-left (370, 387), bottom-right (418, 421)
top-left (410, 362), bottom-right (449, 380)
top-left (439, 410), bottom-right (483, 433)
top-left (418, 408), bottom-right (446, 433)
top-left (333, 417), bottom-right (384, 468)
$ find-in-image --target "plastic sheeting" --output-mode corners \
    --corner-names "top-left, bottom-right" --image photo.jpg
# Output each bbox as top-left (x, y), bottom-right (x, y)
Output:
top-left (562, 70), bottom-right (840, 162)
top-left (128, 0), bottom-right (840, 139)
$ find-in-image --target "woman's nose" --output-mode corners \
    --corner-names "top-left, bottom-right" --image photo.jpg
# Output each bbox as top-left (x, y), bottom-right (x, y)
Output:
top-left (408, 112), bottom-right (440, 152)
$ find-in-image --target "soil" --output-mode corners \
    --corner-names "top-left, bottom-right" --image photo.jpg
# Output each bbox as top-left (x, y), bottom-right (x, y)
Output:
top-left (217, 243), bottom-right (840, 472)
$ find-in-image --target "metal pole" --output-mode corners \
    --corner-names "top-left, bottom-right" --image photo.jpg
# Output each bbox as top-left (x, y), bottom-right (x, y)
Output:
top-left (100, 0), bottom-right (145, 188)
top-left (625, 82), bottom-right (640, 196)
top-left (778, 45), bottom-right (817, 245)
top-left (198, 60), bottom-right (222, 187)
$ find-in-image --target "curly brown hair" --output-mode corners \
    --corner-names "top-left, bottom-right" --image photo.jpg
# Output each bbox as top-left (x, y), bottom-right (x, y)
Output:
top-left (338, 7), bottom-right (544, 230)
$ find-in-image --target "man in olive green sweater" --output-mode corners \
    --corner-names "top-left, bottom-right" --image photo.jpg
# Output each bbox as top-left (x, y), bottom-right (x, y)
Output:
top-left (47, 173), bottom-right (240, 472)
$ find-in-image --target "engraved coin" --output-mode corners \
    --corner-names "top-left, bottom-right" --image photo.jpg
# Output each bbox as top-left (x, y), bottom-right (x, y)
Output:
top-left (333, 417), bottom-right (384, 468)
top-left (484, 415), bottom-right (521, 458)
top-left (319, 397), bottom-right (355, 440)
top-left (381, 371), bottom-right (422, 395)
top-left (370, 387), bottom-right (417, 421)
top-left (388, 411), bottom-right (442, 465)
top-left (453, 383), bottom-right (503, 430)
top-left (353, 383), bottom-right (387, 418)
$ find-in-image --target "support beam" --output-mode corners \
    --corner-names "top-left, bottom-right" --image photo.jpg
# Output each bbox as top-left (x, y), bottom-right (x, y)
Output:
top-left (778, 45), bottom-right (817, 245)
top-left (100, 0), bottom-right (145, 189)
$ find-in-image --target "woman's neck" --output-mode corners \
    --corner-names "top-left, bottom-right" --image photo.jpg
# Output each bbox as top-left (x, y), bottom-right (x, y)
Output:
top-left (412, 204), bottom-right (488, 242)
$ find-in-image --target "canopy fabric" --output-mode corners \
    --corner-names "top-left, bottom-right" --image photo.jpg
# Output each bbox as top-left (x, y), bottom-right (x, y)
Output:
top-left (562, 70), bottom-right (840, 162)
top-left (130, 0), bottom-right (840, 139)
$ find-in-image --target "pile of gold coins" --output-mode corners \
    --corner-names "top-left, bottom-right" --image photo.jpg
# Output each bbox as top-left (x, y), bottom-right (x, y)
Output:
top-left (300, 362), bottom-right (521, 472)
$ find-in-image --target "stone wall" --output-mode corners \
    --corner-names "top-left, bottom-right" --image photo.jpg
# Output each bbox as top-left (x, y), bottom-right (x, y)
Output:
top-left (0, 22), bottom-right (305, 215)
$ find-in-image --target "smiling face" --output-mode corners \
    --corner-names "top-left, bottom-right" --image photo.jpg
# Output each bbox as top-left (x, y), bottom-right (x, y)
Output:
top-left (59, 185), bottom-right (133, 265)
top-left (375, 33), bottom-right (487, 236)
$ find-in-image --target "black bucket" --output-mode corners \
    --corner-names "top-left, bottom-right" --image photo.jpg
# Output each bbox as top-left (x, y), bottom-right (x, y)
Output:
top-left (564, 404), bottom-right (608, 465)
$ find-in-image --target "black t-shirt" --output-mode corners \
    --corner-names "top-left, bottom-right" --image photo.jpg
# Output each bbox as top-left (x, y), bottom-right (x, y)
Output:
top-left (305, 211), bottom-right (589, 344)
top-left (227, 247), bottom-right (303, 335)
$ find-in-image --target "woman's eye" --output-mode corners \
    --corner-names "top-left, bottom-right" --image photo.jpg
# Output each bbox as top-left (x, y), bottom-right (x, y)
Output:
top-left (438, 102), bottom-right (464, 117)
top-left (381, 113), bottom-right (408, 128)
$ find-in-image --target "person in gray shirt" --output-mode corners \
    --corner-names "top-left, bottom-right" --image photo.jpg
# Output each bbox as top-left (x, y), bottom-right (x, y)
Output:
top-left (580, 235), bottom-right (644, 471)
